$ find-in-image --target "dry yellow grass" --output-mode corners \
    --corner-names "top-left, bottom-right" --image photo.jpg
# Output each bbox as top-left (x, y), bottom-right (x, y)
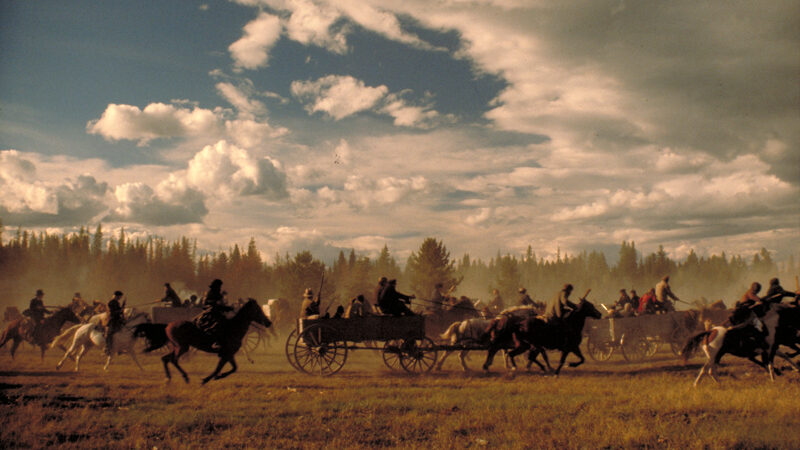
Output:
top-left (1, 342), bottom-right (799, 449)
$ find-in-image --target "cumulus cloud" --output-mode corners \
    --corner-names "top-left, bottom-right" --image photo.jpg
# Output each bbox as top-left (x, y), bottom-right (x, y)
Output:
top-left (228, 12), bottom-right (283, 70)
top-left (0, 151), bottom-right (109, 226)
top-left (343, 174), bottom-right (427, 209)
top-left (290, 75), bottom-right (440, 127)
top-left (291, 75), bottom-right (388, 120)
top-left (186, 140), bottom-right (288, 200)
top-left (106, 179), bottom-right (208, 226)
top-left (216, 82), bottom-right (267, 119)
top-left (86, 103), bottom-right (221, 145)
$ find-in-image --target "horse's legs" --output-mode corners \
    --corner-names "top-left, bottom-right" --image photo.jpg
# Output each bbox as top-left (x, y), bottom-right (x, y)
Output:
top-left (74, 345), bottom-right (89, 372)
top-left (128, 345), bottom-right (144, 372)
top-left (554, 350), bottom-right (569, 375)
top-left (435, 350), bottom-right (450, 370)
top-left (202, 356), bottom-right (229, 384)
top-left (458, 350), bottom-right (470, 372)
top-left (10, 338), bottom-right (21, 359)
top-left (693, 361), bottom-right (709, 387)
top-left (567, 347), bottom-right (586, 368)
top-left (482, 345), bottom-right (501, 372)
top-left (57, 340), bottom-right (78, 370)
top-left (526, 349), bottom-right (548, 373)
top-left (213, 355), bottom-right (238, 381)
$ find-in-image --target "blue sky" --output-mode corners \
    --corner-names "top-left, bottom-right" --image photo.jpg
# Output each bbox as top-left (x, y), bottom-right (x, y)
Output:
top-left (1, 0), bottom-right (798, 265)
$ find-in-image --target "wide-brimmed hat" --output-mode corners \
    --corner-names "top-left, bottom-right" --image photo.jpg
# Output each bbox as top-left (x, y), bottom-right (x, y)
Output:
top-left (35, 289), bottom-right (44, 296)
top-left (518, 288), bottom-right (526, 294)
top-left (210, 279), bottom-right (223, 288)
top-left (113, 290), bottom-right (123, 296)
top-left (304, 288), bottom-right (314, 298)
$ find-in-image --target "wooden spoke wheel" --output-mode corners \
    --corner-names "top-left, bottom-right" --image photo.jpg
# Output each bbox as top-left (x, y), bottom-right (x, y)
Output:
top-left (586, 335), bottom-right (614, 361)
top-left (284, 328), bottom-right (301, 370)
top-left (293, 324), bottom-right (348, 376)
top-left (381, 339), bottom-right (405, 371)
top-left (669, 326), bottom-right (693, 356)
top-left (620, 332), bottom-right (648, 362)
top-left (398, 337), bottom-right (438, 374)
top-left (243, 325), bottom-right (262, 354)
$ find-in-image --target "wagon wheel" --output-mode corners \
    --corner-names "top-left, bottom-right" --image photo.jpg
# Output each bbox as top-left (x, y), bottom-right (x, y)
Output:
top-left (284, 328), bottom-right (301, 371)
top-left (620, 331), bottom-right (648, 362)
top-left (244, 324), bottom-right (262, 354)
top-left (381, 339), bottom-right (404, 371)
top-left (293, 324), bottom-right (348, 376)
top-left (398, 337), bottom-right (438, 374)
top-left (669, 326), bottom-right (693, 356)
top-left (645, 339), bottom-right (659, 357)
top-left (586, 335), bottom-right (614, 361)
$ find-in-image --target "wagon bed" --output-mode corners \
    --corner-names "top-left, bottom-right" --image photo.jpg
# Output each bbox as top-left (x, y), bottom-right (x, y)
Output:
top-left (285, 315), bottom-right (437, 376)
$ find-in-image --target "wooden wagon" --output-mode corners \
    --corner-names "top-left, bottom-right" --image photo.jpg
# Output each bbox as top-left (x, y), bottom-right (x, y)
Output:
top-left (584, 311), bottom-right (701, 362)
top-left (284, 315), bottom-right (438, 376)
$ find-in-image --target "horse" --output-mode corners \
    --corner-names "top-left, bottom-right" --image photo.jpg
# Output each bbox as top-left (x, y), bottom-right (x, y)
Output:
top-left (423, 296), bottom-right (482, 338)
top-left (55, 311), bottom-right (150, 372)
top-left (133, 323), bottom-right (169, 353)
top-left (436, 318), bottom-right (494, 371)
top-left (0, 307), bottom-right (82, 360)
top-left (161, 298), bottom-right (272, 384)
top-left (483, 298), bottom-right (603, 374)
top-left (49, 308), bottom-right (138, 353)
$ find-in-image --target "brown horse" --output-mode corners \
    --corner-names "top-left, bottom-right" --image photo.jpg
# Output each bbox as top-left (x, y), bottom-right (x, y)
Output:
top-left (161, 299), bottom-right (272, 384)
top-left (483, 298), bottom-right (602, 374)
top-left (0, 307), bottom-right (82, 360)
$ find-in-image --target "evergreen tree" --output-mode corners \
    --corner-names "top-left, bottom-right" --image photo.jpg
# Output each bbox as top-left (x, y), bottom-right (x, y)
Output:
top-left (406, 238), bottom-right (456, 297)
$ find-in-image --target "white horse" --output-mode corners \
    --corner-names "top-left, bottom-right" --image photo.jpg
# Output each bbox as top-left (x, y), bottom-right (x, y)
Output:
top-left (50, 308), bottom-right (137, 353)
top-left (436, 306), bottom-right (541, 372)
top-left (436, 318), bottom-right (494, 371)
top-left (55, 311), bottom-right (149, 372)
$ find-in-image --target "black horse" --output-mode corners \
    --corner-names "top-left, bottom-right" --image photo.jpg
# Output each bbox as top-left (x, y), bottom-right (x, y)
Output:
top-left (0, 307), bottom-right (82, 360)
top-left (482, 298), bottom-right (602, 374)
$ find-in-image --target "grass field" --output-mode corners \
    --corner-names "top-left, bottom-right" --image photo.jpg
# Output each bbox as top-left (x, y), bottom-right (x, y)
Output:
top-left (1, 338), bottom-right (799, 449)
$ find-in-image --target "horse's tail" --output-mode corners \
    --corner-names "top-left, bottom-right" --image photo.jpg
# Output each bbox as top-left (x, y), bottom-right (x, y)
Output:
top-left (133, 323), bottom-right (168, 352)
top-left (680, 330), bottom-right (711, 362)
top-left (49, 324), bottom-right (81, 350)
top-left (440, 322), bottom-right (461, 344)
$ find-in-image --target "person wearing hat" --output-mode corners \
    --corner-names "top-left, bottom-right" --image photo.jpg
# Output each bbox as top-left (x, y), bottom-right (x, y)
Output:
top-left (105, 290), bottom-right (126, 355)
top-left (162, 282), bottom-right (182, 307)
top-left (629, 289), bottom-right (640, 312)
top-left (374, 277), bottom-right (388, 311)
top-left (518, 288), bottom-right (534, 306)
top-left (22, 289), bottom-right (51, 341)
top-left (300, 288), bottom-right (321, 319)
top-left (544, 284), bottom-right (576, 322)
top-left (194, 279), bottom-right (233, 348)
top-left (377, 279), bottom-right (416, 316)
top-left (613, 289), bottom-right (635, 317)
top-left (345, 294), bottom-right (373, 318)
top-left (430, 282), bottom-right (447, 311)
top-left (763, 278), bottom-right (799, 305)
top-left (487, 289), bottom-right (504, 316)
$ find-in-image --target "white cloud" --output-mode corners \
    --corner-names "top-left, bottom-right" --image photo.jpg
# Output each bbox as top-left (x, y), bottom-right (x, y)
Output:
top-left (291, 75), bottom-right (388, 120)
top-left (186, 140), bottom-right (288, 200)
top-left (282, 0), bottom-right (348, 53)
top-left (86, 103), bottom-right (221, 145)
top-left (343, 174), bottom-right (427, 208)
top-left (228, 12), bottom-right (283, 70)
top-left (108, 181), bottom-right (207, 226)
top-left (216, 82), bottom-right (266, 119)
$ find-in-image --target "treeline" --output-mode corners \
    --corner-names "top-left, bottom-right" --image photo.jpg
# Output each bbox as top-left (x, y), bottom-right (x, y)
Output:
top-left (0, 222), bottom-right (797, 313)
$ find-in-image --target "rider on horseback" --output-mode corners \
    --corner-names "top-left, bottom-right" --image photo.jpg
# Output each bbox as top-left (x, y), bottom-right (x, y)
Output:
top-left (544, 284), bottom-right (577, 323)
top-left (22, 289), bottom-right (51, 341)
top-left (105, 291), bottom-right (126, 355)
top-left (194, 279), bottom-right (233, 349)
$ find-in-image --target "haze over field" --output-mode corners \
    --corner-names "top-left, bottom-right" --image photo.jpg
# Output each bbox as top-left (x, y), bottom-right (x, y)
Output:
top-left (1, 1), bottom-right (798, 264)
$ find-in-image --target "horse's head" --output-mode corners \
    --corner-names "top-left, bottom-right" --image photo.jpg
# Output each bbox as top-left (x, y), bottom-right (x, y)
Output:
top-left (55, 306), bottom-right (82, 324)
top-left (577, 299), bottom-right (603, 320)
top-left (243, 298), bottom-right (272, 328)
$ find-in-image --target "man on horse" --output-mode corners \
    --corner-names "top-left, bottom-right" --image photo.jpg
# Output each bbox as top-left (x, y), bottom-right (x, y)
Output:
top-left (430, 283), bottom-right (447, 310)
top-left (763, 278), bottom-right (799, 305)
top-left (22, 289), bottom-right (51, 340)
top-left (105, 290), bottom-right (126, 355)
top-left (487, 289), bottom-right (504, 316)
top-left (518, 288), bottom-right (534, 306)
top-left (544, 284), bottom-right (577, 323)
top-left (194, 279), bottom-right (233, 348)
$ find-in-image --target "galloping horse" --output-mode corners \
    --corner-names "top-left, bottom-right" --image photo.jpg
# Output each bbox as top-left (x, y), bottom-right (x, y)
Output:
top-left (436, 318), bottom-right (494, 371)
top-left (0, 307), bottom-right (81, 360)
top-left (55, 311), bottom-right (150, 372)
top-left (161, 298), bottom-right (272, 384)
top-left (423, 296), bottom-right (482, 338)
top-left (483, 298), bottom-right (602, 374)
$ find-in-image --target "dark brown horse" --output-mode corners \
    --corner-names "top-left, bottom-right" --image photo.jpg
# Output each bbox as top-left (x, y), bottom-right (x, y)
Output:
top-left (0, 307), bottom-right (82, 360)
top-left (483, 298), bottom-right (602, 374)
top-left (161, 299), bottom-right (272, 384)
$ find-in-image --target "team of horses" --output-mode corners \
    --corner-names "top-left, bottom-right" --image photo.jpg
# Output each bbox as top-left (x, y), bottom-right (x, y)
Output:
top-left (2, 294), bottom-right (799, 386)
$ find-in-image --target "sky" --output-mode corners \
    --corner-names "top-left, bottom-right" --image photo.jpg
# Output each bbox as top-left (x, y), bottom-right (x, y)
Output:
top-left (1, 0), bottom-right (798, 266)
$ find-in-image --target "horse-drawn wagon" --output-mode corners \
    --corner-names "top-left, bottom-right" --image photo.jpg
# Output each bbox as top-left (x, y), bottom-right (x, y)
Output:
top-left (285, 315), bottom-right (439, 376)
top-left (584, 311), bottom-right (700, 362)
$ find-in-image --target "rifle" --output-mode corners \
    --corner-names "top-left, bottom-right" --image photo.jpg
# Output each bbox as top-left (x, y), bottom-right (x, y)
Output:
top-left (580, 289), bottom-right (591, 301)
